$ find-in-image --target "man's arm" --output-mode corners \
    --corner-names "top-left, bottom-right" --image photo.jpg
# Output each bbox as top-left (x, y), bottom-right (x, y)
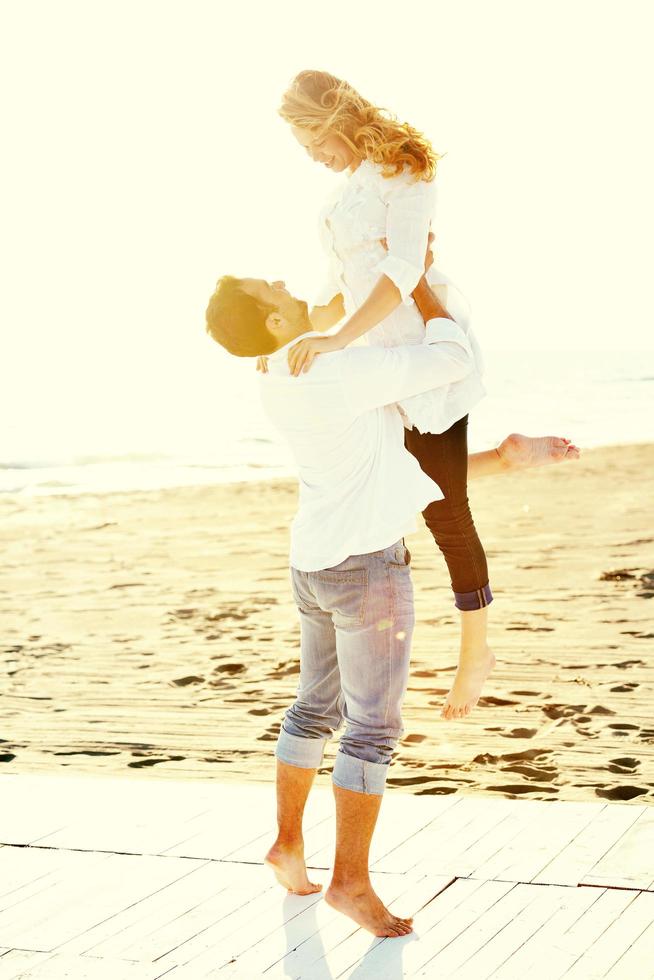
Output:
top-left (411, 277), bottom-right (455, 324)
top-left (340, 319), bottom-right (474, 417)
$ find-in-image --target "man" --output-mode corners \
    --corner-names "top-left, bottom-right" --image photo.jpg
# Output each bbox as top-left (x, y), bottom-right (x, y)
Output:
top-left (204, 266), bottom-right (578, 939)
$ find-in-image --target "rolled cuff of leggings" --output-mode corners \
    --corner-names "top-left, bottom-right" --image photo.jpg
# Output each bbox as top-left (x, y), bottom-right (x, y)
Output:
top-left (275, 726), bottom-right (328, 769)
top-left (332, 748), bottom-right (389, 796)
top-left (454, 582), bottom-right (494, 611)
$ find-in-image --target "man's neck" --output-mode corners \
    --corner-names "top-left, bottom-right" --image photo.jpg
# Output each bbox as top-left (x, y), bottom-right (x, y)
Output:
top-left (274, 320), bottom-right (312, 351)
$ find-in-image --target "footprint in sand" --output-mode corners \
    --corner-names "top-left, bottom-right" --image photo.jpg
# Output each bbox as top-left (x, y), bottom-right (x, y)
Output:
top-left (171, 675), bottom-right (205, 686)
top-left (483, 755), bottom-right (561, 792)
top-left (506, 624), bottom-right (555, 632)
top-left (500, 728), bottom-right (538, 739)
top-left (415, 785), bottom-right (458, 796)
top-left (257, 722), bottom-right (282, 741)
top-left (610, 682), bottom-right (640, 692)
top-left (637, 570), bottom-right (654, 598)
top-left (128, 755), bottom-right (186, 768)
top-left (607, 756), bottom-right (640, 774)
top-left (492, 784), bottom-right (558, 796)
top-left (213, 663), bottom-right (246, 675)
top-left (599, 569), bottom-right (638, 582)
top-left (595, 785), bottom-right (649, 801)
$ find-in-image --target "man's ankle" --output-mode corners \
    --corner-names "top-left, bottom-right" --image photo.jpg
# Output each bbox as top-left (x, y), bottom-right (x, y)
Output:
top-left (330, 869), bottom-right (370, 890)
top-left (272, 832), bottom-right (304, 849)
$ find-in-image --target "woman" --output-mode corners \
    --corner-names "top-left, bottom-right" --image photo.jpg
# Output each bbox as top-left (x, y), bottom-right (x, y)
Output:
top-left (272, 69), bottom-right (493, 721)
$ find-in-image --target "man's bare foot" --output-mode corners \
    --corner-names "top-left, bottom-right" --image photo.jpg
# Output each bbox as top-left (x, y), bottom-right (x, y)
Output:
top-left (497, 433), bottom-right (580, 469)
top-left (325, 879), bottom-right (413, 937)
top-left (441, 645), bottom-right (496, 720)
top-left (264, 839), bottom-right (322, 895)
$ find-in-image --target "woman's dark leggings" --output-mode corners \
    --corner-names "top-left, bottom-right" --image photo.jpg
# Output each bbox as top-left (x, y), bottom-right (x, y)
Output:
top-left (403, 414), bottom-right (493, 611)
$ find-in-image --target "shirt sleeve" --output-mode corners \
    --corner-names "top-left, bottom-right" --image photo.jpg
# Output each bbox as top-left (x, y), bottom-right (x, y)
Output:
top-left (375, 172), bottom-right (436, 305)
top-left (339, 317), bottom-right (474, 417)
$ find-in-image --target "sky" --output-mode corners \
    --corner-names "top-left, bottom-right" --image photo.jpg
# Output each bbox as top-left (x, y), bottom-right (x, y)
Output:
top-left (1, 0), bottom-right (652, 461)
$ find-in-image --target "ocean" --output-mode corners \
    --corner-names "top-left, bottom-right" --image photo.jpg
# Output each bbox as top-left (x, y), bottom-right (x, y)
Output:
top-left (2, 349), bottom-right (652, 497)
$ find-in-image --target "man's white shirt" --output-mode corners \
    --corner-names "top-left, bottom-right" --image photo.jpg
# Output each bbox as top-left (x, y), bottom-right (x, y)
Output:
top-left (258, 318), bottom-right (474, 572)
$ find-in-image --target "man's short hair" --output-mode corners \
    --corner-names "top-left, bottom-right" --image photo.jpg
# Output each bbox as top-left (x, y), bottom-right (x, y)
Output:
top-left (205, 275), bottom-right (278, 356)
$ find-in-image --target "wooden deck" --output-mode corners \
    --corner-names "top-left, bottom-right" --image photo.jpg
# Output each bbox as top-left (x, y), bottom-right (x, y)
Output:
top-left (1, 774), bottom-right (653, 978)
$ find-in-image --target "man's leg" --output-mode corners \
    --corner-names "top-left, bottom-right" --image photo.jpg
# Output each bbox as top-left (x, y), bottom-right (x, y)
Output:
top-left (265, 566), bottom-right (343, 894)
top-left (266, 759), bottom-right (322, 895)
top-left (315, 541), bottom-right (415, 937)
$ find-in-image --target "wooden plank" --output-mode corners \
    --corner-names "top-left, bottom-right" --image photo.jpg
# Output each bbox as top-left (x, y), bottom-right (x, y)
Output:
top-left (534, 802), bottom-right (644, 886)
top-left (536, 888), bottom-right (638, 978)
top-left (1, 851), bottom-right (205, 952)
top-left (565, 891), bottom-right (654, 979)
top-left (161, 783), bottom-right (314, 861)
top-left (52, 861), bottom-right (239, 958)
top-left (87, 863), bottom-right (266, 965)
top-left (220, 871), bottom-right (453, 978)
top-left (1, 773), bottom-right (229, 851)
top-left (411, 882), bottom-right (545, 977)
top-left (329, 879), bottom-right (514, 979)
top-left (605, 918), bottom-right (654, 979)
top-left (156, 891), bottom-right (325, 977)
top-left (448, 884), bottom-right (581, 979)
top-left (0, 949), bottom-right (176, 978)
top-left (373, 796), bottom-right (515, 875)
top-left (427, 799), bottom-right (546, 879)
top-left (470, 802), bottom-right (603, 883)
top-left (493, 886), bottom-right (605, 978)
top-left (0, 845), bottom-right (95, 908)
top-left (581, 807), bottom-right (654, 891)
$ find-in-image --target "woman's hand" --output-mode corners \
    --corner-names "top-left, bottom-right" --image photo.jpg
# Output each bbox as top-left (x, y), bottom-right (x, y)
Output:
top-left (256, 356), bottom-right (269, 373)
top-left (287, 333), bottom-right (344, 376)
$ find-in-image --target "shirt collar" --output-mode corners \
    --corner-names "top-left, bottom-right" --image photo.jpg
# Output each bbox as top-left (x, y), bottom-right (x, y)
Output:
top-left (267, 330), bottom-right (323, 365)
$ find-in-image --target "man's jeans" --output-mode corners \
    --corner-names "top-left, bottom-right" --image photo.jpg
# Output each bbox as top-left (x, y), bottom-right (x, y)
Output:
top-left (275, 538), bottom-right (414, 796)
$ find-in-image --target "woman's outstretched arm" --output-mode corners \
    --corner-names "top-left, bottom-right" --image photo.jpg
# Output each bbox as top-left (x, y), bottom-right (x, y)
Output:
top-left (287, 176), bottom-right (436, 374)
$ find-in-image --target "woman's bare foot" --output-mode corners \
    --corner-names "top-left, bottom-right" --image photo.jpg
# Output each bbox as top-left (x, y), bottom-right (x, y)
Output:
top-left (441, 645), bottom-right (496, 720)
top-left (325, 879), bottom-right (413, 937)
top-left (497, 433), bottom-right (580, 469)
top-left (264, 839), bottom-right (322, 895)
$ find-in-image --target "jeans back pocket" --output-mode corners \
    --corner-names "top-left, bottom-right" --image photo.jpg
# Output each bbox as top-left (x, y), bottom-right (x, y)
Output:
top-left (312, 568), bottom-right (368, 628)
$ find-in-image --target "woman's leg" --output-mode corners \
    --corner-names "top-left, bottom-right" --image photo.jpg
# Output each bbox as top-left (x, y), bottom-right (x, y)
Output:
top-left (404, 415), bottom-right (495, 719)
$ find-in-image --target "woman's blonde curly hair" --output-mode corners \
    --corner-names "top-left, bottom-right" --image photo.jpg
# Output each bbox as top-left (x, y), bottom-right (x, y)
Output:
top-left (279, 70), bottom-right (442, 183)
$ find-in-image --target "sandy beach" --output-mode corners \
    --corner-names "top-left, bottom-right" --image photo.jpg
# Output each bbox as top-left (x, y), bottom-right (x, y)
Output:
top-left (2, 443), bottom-right (653, 803)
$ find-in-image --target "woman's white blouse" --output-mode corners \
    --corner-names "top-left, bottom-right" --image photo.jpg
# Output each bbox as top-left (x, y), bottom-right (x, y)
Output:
top-left (316, 158), bottom-right (486, 435)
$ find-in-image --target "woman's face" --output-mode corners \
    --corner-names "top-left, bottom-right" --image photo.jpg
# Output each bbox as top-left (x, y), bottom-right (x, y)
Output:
top-left (290, 125), bottom-right (360, 175)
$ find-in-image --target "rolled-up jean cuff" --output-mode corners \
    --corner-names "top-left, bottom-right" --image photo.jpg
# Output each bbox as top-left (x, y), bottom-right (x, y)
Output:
top-left (454, 582), bottom-right (494, 611)
top-left (275, 727), bottom-right (328, 769)
top-left (332, 749), bottom-right (389, 796)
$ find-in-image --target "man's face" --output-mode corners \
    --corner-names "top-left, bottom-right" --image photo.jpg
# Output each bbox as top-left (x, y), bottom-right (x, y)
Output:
top-left (240, 278), bottom-right (309, 325)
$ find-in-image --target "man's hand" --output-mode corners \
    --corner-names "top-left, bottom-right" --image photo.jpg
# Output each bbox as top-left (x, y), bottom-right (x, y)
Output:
top-left (378, 229), bottom-right (435, 277)
top-left (256, 356), bottom-right (269, 373)
top-left (424, 229), bottom-right (435, 273)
